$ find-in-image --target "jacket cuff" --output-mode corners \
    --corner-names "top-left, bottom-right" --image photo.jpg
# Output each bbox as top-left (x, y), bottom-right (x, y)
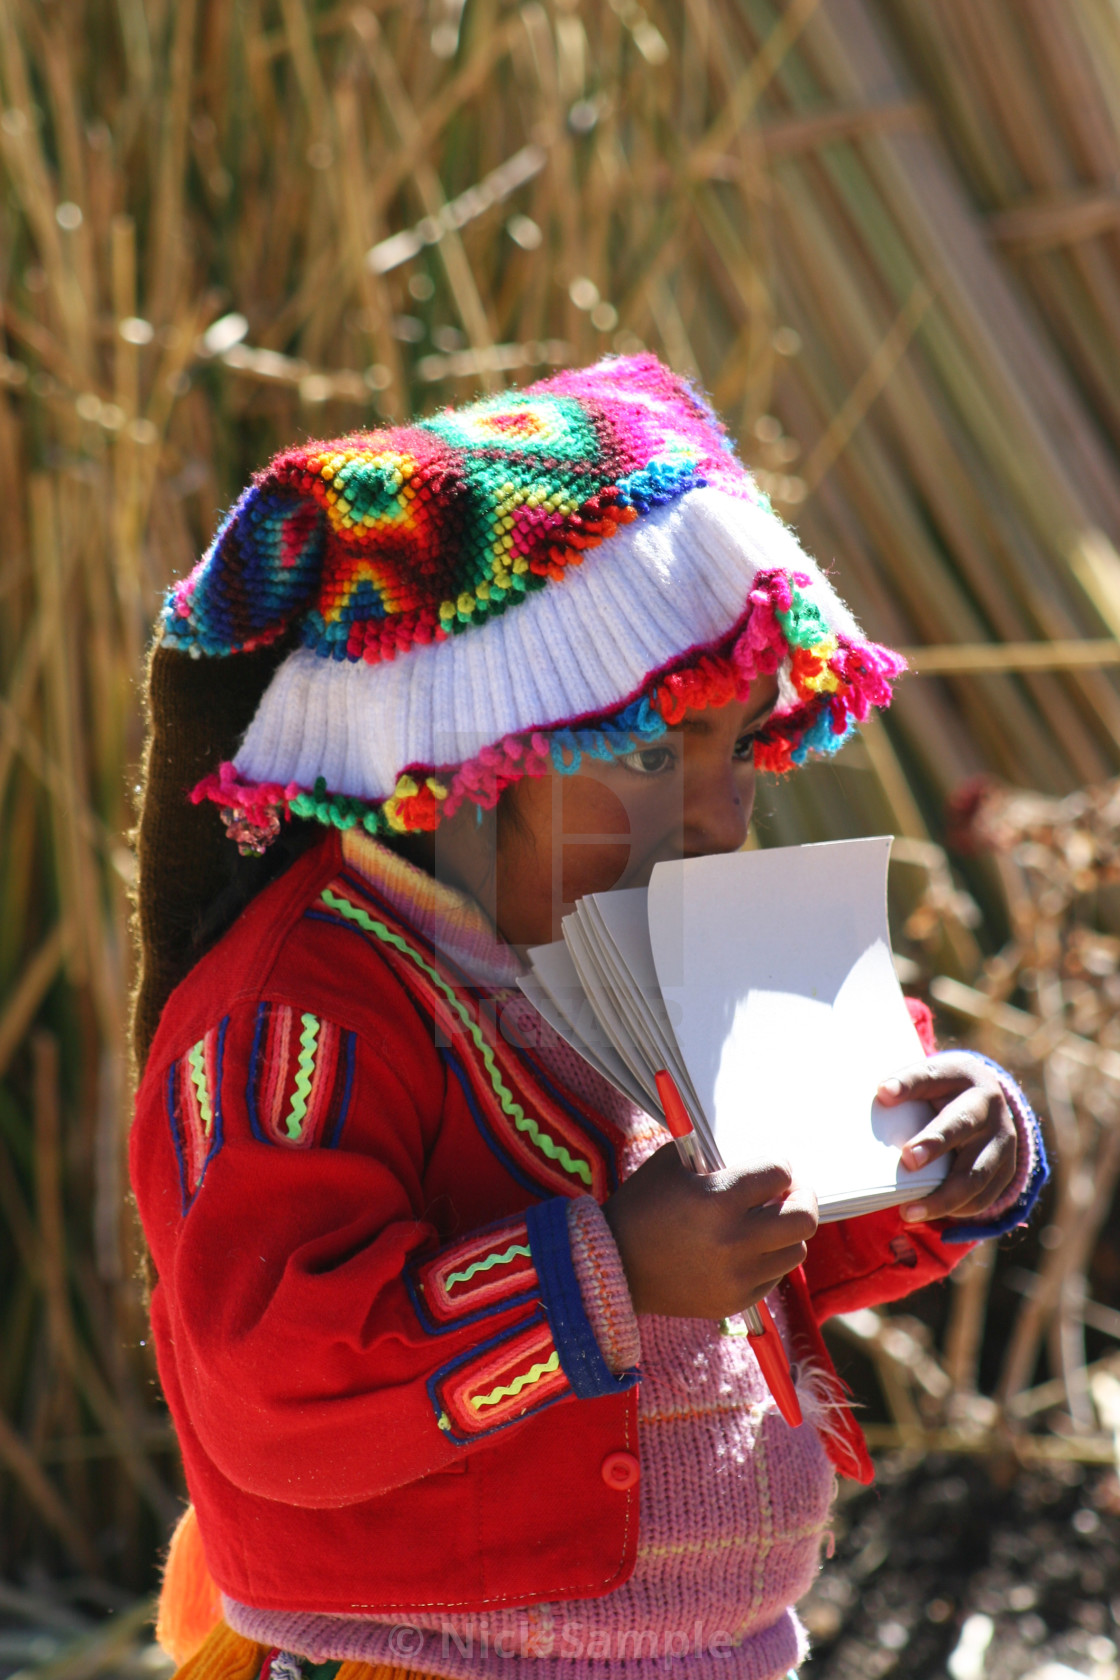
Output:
top-left (525, 1198), bottom-right (640, 1398)
top-left (940, 1051), bottom-right (1048, 1244)
top-left (566, 1194), bottom-right (642, 1375)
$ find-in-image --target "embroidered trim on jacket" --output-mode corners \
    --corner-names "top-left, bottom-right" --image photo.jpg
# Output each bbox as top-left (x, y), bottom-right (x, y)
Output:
top-left (408, 1215), bottom-right (539, 1333)
top-left (166, 1020), bottom-right (228, 1211)
top-left (429, 1313), bottom-right (571, 1443)
top-left (246, 1002), bottom-right (356, 1149)
top-left (309, 877), bottom-right (616, 1199)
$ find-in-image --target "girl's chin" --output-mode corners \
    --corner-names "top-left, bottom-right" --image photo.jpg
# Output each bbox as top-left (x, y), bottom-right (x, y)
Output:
top-left (615, 848), bottom-right (687, 893)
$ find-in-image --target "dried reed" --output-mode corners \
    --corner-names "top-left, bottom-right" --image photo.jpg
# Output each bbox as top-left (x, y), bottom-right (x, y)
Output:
top-left (4, 0), bottom-right (1120, 1588)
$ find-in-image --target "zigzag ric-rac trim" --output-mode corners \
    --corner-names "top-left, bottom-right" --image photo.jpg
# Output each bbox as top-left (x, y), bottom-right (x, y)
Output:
top-left (429, 1314), bottom-right (570, 1442)
top-left (472, 1350), bottom-right (560, 1409)
top-left (247, 1001), bottom-right (355, 1149)
top-left (286, 1012), bottom-right (320, 1139)
top-left (167, 1020), bottom-right (227, 1212)
top-left (409, 1215), bottom-right (540, 1331)
top-left (445, 1243), bottom-right (532, 1290)
top-left (318, 887), bottom-right (592, 1186)
top-left (187, 1040), bottom-right (213, 1135)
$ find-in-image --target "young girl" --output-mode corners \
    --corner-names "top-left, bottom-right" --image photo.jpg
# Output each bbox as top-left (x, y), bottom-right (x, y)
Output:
top-left (131, 356), bottom-right (1045, 1680)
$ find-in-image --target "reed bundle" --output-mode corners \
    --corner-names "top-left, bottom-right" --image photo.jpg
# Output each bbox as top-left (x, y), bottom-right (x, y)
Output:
top-left (828, 786), bottom-right (1120, 1466)
top-left (3, 0), bottom-right (1120, 1595)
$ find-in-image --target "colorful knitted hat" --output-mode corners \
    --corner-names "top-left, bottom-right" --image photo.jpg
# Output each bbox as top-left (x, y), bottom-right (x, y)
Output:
top-left (163, 355), bottom-right (904, 853)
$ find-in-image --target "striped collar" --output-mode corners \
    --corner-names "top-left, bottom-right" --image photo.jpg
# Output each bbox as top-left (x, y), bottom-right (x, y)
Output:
top-left (340, 829), bottom-right (524, 989)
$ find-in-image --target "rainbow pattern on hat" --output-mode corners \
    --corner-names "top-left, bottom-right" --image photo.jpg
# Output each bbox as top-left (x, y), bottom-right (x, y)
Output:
top-left (165, 356), bottom-right (905, 853)
top-left (164, 361), bottom-right (740, 667)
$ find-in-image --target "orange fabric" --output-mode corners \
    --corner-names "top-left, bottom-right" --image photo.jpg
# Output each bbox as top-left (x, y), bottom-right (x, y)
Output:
top-left (157, 1516), bottom-right (449, 1680)
top-left (334, 1665), bottom-right (439, 1680)
top-left (165, 1620), bottom-right (264, 1680)
top-left (163, 1615), bottom-right (442, 1680)
top-left (157, 1506), bottom-right (225, 1665)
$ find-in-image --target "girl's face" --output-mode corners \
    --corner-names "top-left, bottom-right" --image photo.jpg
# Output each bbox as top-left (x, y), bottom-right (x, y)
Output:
top-left (435, 674), bottom-right (780, 948)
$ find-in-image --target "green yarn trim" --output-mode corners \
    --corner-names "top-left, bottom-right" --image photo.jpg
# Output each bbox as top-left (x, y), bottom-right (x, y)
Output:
top-left (319, 887), bottom-right (593, 1186)
top-left (472, 1350), bottom-right (560, 1410)
top-left (285, 1012), bottom-right (319, 1140)
top-left (776, 593), bottom-right (831, 650)
top-left (289, 778), bottom-right (380, 833)
top-left (303, 1662), bottom-right (343, 1680)
top-left (445, 1243), bottom-right (532, 1290)
top-left (187, 1040), bottom-right (213, 1137)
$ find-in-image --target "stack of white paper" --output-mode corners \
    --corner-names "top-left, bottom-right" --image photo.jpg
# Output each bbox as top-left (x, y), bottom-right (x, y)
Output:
top-left (519, 837), bottom-right (947, 1222)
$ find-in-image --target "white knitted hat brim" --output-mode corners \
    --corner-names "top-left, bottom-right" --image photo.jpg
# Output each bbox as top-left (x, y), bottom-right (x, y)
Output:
top-left (234, 487), bottom-right (860, 804)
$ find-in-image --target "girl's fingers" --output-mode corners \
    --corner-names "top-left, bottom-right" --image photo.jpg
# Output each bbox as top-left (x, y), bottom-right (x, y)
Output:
top-left (888, 1056), bottom-right (1019, 1223)
top-left (739, 1264), bottom-right (803, 1308)
top-left (878, 1052), bottom-right (1000, 1107)
top-left (898, 1087), bottom-right (993, 1170)
top-left (720, 1159), bottom-right (795, 1207)
top-left (742, 1189), bottom-right (819, 1254)
top-left (737, 1244), bottom-right (812, 1298)
top-left (901, 1125), bottom-right (1018, 1223)
top-left (942, 1130), bottom-right (1018, 1217)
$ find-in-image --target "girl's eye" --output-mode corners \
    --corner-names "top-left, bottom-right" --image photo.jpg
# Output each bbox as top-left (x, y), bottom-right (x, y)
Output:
top-left (734, 719), bottom-right (778, 763)
top-left (618, 745), bottom-right (677, 776)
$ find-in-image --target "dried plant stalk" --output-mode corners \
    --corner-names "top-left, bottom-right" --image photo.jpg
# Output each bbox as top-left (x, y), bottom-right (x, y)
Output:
top-left (4, 0), bottom-right (1120, 1585)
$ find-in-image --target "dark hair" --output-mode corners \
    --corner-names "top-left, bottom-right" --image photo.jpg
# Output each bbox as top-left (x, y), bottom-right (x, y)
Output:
top-left (189, 815), bottom-right (443, 958)
top-left (131, 638), bottom-right (455, 1073)
top-left (131, 639), bottom-right (294, 1074)
top-left (188, 814), bottom-right (325, 955)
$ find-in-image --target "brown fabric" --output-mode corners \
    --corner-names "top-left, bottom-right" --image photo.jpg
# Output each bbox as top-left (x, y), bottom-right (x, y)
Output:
top-left (130, 639), bottom-right (292, 1076)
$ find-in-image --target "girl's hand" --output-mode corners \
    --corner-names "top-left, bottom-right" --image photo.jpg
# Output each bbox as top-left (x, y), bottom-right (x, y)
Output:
top-left (877, 1052), bottom-right (1018, 1225)
top-left (603, 1143), bottom-right (819, 1319)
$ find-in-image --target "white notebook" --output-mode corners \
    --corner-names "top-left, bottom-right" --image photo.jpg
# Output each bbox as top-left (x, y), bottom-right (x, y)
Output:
top-left (519, 837), bottom-right (947, 1221)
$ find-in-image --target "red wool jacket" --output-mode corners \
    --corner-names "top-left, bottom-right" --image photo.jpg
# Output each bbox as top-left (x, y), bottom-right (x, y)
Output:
top-left (131, 832), bottom-right (965, 1620)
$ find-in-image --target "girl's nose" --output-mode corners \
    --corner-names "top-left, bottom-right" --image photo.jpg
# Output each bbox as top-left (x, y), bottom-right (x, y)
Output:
top-left (685, 770), bottom-right (751, 857)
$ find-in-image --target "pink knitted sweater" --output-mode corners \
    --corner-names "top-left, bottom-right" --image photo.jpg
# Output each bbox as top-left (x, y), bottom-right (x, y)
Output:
top-left (221, 834), bottom-right (1038, 1680)
top-left (223, 838), bottom-right (836, 1680)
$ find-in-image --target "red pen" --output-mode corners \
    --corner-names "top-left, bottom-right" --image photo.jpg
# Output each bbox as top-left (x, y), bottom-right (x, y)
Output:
top-left (654, 1069), bottom-right (803, 1428)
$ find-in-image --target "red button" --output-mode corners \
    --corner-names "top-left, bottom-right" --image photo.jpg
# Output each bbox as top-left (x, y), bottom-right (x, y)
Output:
top-left (601, 1450), bottom-right (640, 1490)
